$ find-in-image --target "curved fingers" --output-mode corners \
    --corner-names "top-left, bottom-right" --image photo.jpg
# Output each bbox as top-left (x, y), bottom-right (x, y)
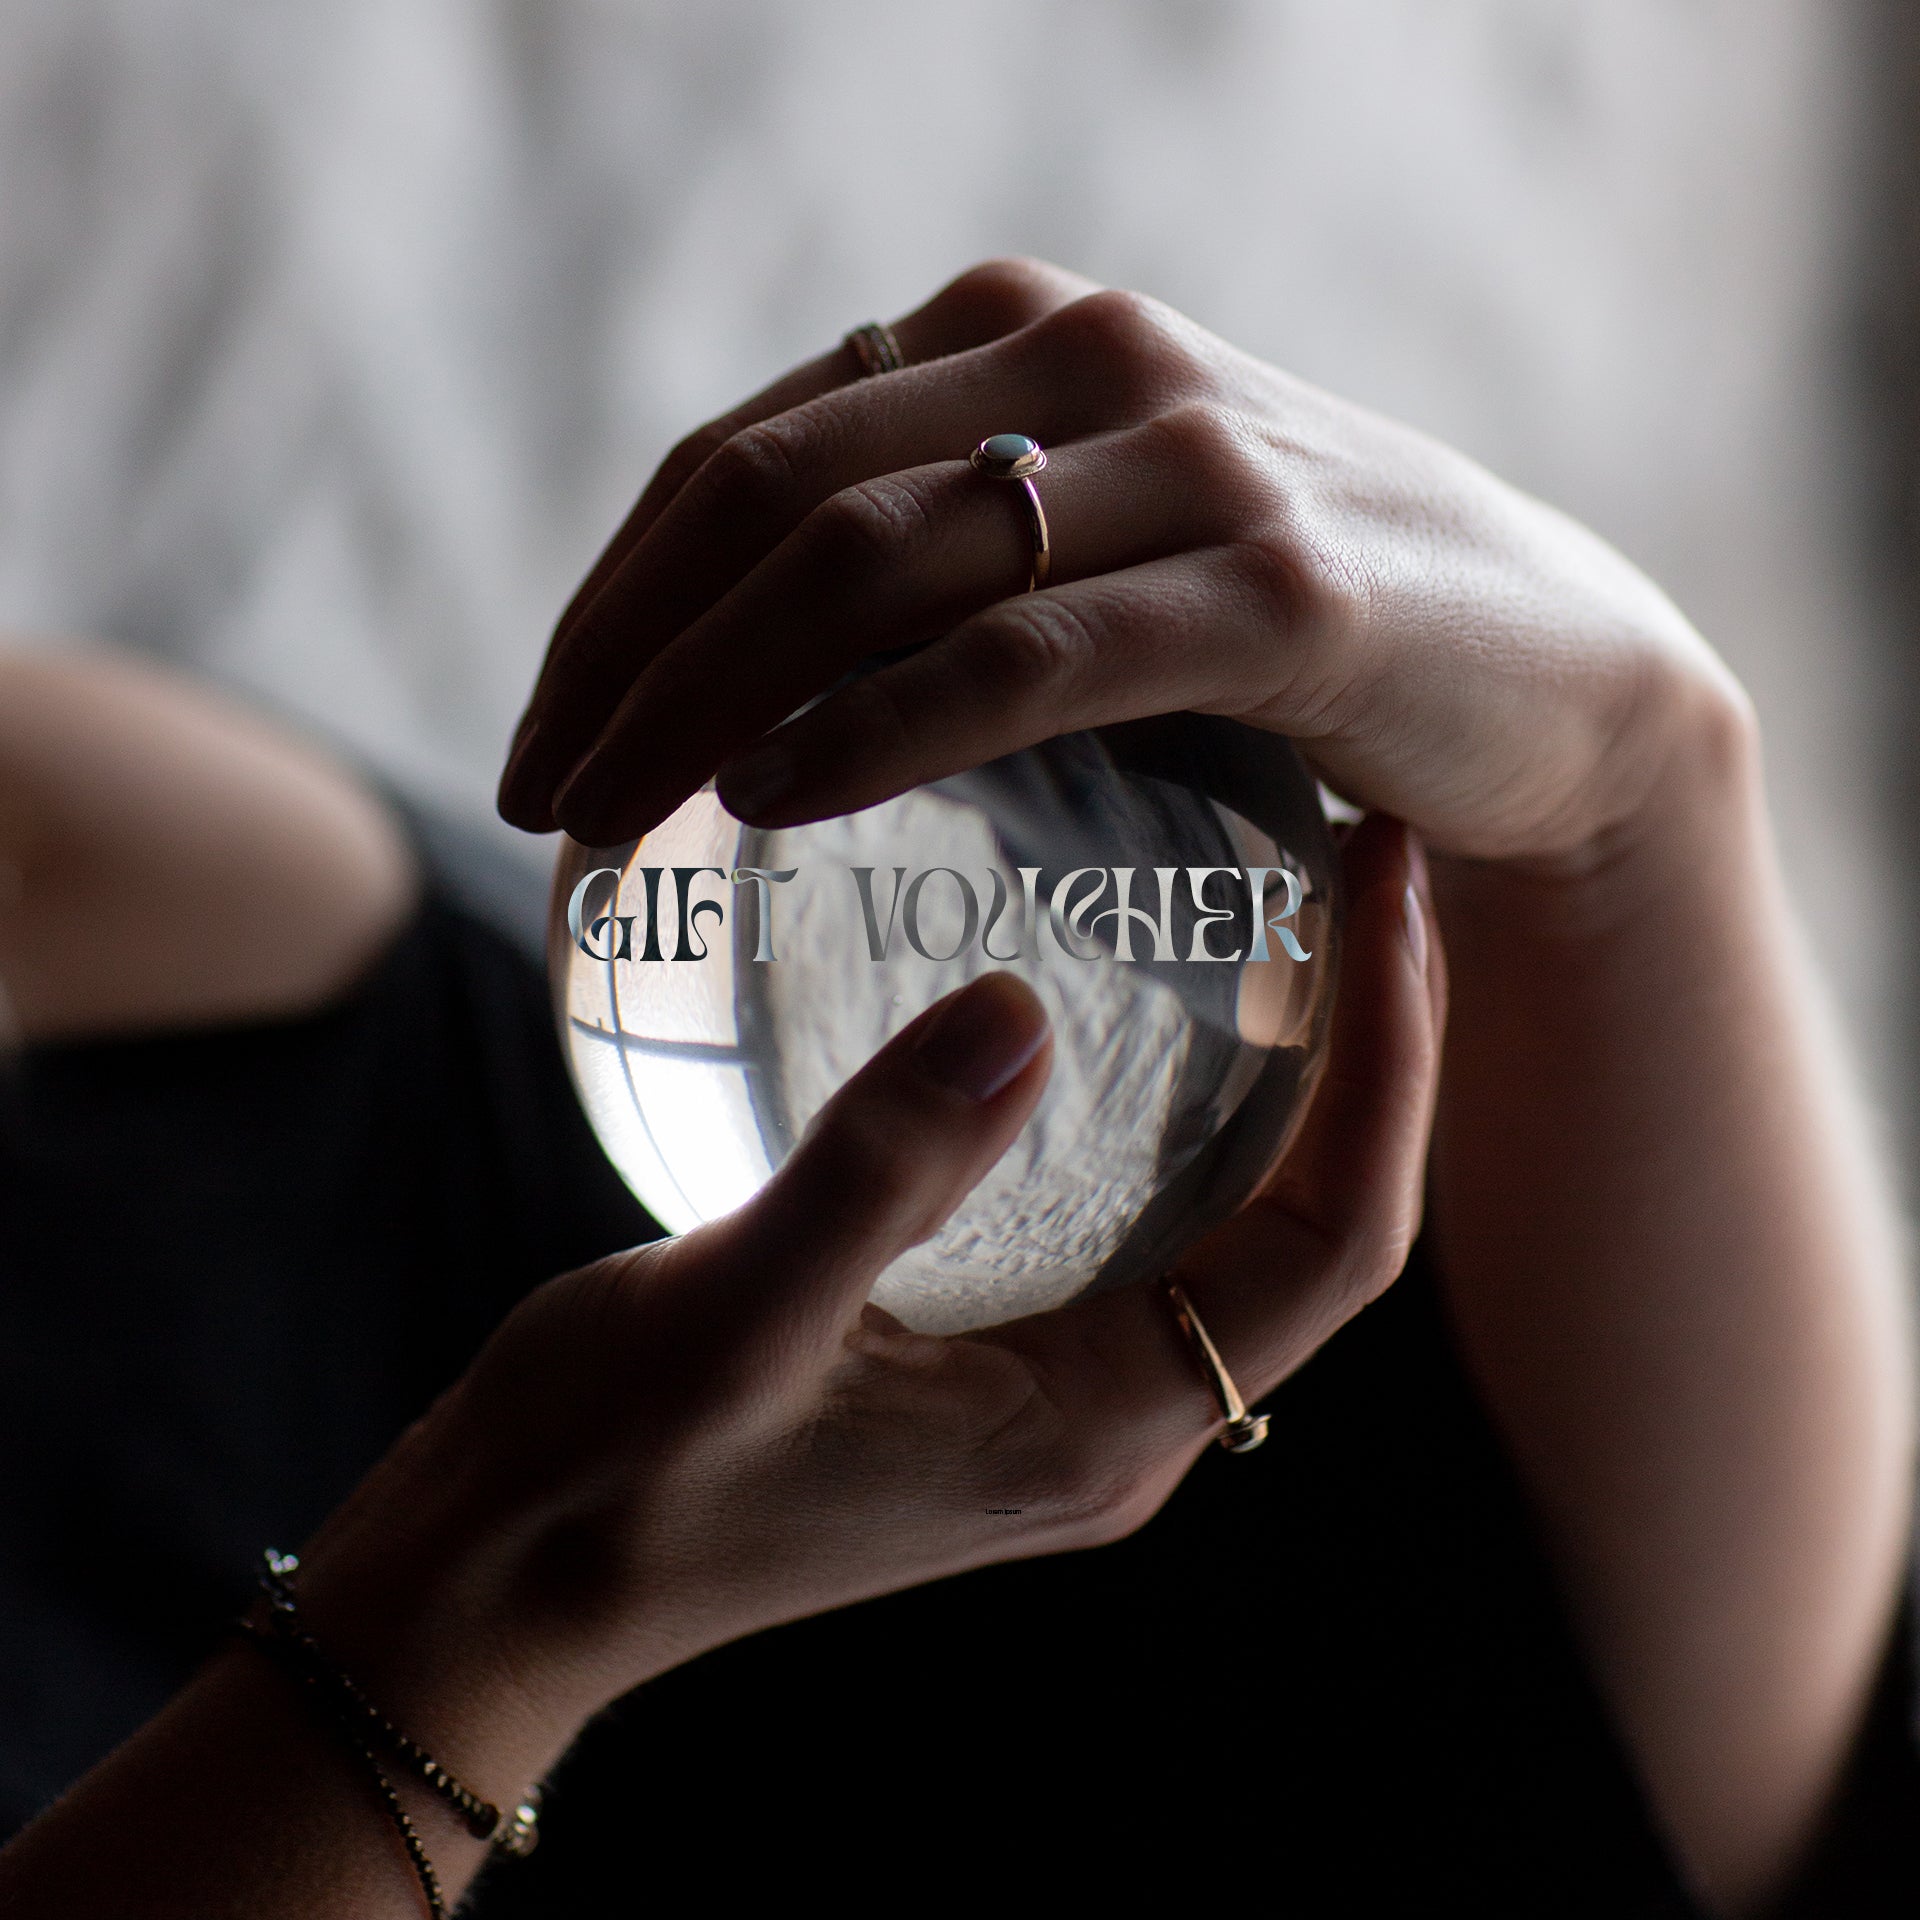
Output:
top-left (708, 545), bottom-right (1318, 831)
top-left (561, 259), bottom-right (1101, 644)
top-left (1170, 814), bottom-right (1442, 1397)
top-left (501, 258), bottom-right (1100, 828)
top-left (549, 415), bottom-right (1280, 841)
top-left (987, 815), bottom-right (1441, 1513)
top-left (502, 279), bottom-right (1231, 833)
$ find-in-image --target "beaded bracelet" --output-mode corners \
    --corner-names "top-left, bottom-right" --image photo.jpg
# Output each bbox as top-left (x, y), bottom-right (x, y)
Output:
top-left (235, 1549), bottom-right (540, 1918)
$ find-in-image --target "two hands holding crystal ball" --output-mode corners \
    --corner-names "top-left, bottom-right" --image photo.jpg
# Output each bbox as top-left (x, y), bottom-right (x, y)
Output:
top-left (294, 259), bottom-right (1744, 1777)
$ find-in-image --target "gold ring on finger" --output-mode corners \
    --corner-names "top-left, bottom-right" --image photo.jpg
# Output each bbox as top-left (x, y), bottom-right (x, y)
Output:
top-left (969, 433), bottom-right (1052, 594)
top-left (1165, 1280), bottom-right (1270, 1454)
top-left (845, 320), bottom-right (906, 378)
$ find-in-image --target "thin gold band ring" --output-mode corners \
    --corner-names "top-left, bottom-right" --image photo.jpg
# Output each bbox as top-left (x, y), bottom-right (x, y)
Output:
top-left (969, 433), bottom-right (1052, 593)
top-left (1166, 1280), bottom-right (1271, 1454)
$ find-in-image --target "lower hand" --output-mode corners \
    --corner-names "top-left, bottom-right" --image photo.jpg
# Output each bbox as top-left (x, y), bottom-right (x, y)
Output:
top-left (291, 814), bottom-right (1439, 1803)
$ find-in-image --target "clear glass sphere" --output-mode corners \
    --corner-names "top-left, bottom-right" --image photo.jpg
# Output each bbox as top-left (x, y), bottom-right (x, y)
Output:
top-left (550, 717), bottom-right (1341, 1333)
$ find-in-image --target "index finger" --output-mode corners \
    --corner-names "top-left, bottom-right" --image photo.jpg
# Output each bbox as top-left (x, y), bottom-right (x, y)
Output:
top-left (500, 258), bottom-right (1100, 831)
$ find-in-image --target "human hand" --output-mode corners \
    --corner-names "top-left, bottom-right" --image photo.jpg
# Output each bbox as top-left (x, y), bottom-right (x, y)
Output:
top-left (292, 813), bottom-right (1438, 1783)
top-left (485, 260), bottom-right (1902, 1918)
top-left (497, 258), bottom-right (1743, 874)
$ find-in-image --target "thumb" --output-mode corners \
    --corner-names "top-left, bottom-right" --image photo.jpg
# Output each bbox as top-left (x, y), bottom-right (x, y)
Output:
top-left (697, 971), bottom-right (1053, 1344)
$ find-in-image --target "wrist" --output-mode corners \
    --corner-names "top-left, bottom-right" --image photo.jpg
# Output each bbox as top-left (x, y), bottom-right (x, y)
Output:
top-left (1436, 663), bottom-right (1766, 952)
top-left (280, 1388), bottom-right (606, 1821)
top-left (282, 1340), bottom-right (727, 1801)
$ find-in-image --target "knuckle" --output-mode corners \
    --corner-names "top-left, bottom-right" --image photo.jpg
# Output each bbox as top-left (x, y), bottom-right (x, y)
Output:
top-left (1147, 403), bottom-right (1272, 518)
top-left (1335, 1219), bottom-right (1419, 1316)
top-left (824, 667), bottom-right (918, 772)
top-left (935, 255), bottom-right (1085, 335)
top-left (1303, 1158), bottom-right (1424, 1314)
top-left (803, 474), bottom-right (937, 579)
top-left (1066, 286), bottom-right (1164, 351)
top-left (1042, 1443), bottom-right (1160, 1543)
top-left (965, 594), bottom-right (1096, 703)
top-left (699, 415), bottom-right (821, 521)
top-left (1037, 287), bottom-right (1197, 400)
top-left (802, 1092), bottom-right (895, 1195)
top-left (657, 418), bottom-right (734, 496)
top-left (1229, 526), bottom-right (1357, 645)
top-left (800, 1090), bottom-right (943, 1246)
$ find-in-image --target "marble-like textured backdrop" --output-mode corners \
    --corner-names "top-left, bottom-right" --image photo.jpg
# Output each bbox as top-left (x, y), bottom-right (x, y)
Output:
top-left (0, 2), bottom-right (1905, 1121)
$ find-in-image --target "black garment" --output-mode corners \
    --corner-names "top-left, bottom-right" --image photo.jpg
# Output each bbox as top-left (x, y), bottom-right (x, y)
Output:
top-left (0, 892), bottom-right (645, 1826)
top-left (0, 894), bottom-right (1912, 1913)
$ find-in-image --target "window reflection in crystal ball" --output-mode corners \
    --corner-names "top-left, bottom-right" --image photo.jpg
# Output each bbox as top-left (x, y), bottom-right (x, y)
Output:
top-left (549, 717), bottom-right (1341, 1334)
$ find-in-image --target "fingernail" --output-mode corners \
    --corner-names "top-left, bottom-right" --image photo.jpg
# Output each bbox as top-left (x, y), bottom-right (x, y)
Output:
top-left (1402, 882), bottom-right (1428, 977)
top-left (914, 976), bottom-right (1050, 1103)
top-left (720, 745), bottom-right (794, 820)
top-left (1406, 832), bottom-right (1431, 907)
top-left (551, 757), bottom-right (599, 829)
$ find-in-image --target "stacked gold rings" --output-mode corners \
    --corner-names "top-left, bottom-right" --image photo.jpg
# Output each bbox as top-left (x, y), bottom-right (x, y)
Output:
top-left (845, 320), bottom-right (906, 379)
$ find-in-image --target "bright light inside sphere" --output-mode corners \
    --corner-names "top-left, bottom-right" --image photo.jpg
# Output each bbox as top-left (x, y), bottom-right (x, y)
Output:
top-left (550, 717), bottom-right (1342, 1333)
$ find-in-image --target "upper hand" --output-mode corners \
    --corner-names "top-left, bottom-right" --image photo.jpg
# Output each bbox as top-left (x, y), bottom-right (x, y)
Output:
top-left (498, 257), bottom-right (1742, 871)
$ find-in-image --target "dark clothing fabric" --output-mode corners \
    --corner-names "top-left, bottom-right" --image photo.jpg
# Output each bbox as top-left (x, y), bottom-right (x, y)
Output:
top-left (0, 892), bottom-right (645, 1824)
top-left (0, 894), bottom-right (1912, 1913)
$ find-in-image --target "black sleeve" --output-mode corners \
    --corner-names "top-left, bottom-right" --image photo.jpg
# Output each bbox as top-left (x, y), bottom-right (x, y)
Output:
top-left (0, 888), bottom-right (657, 1835)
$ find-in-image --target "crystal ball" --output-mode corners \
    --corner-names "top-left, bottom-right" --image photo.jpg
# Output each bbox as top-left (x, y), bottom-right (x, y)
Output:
top-left (550, 716), bottom-right (1341, 1334)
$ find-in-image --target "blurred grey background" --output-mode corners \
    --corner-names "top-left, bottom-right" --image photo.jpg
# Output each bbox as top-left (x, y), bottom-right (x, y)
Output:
top-left (0, 1), bottom-right (1912, 1139)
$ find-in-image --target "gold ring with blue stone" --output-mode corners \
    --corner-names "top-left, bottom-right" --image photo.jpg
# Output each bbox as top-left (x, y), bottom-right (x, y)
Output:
top-left (970, 433), bottom-right (1052, 592)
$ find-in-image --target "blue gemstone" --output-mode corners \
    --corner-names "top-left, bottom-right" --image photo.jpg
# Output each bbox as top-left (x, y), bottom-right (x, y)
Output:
top-left (982, 433), bottom-right (1038, 462)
